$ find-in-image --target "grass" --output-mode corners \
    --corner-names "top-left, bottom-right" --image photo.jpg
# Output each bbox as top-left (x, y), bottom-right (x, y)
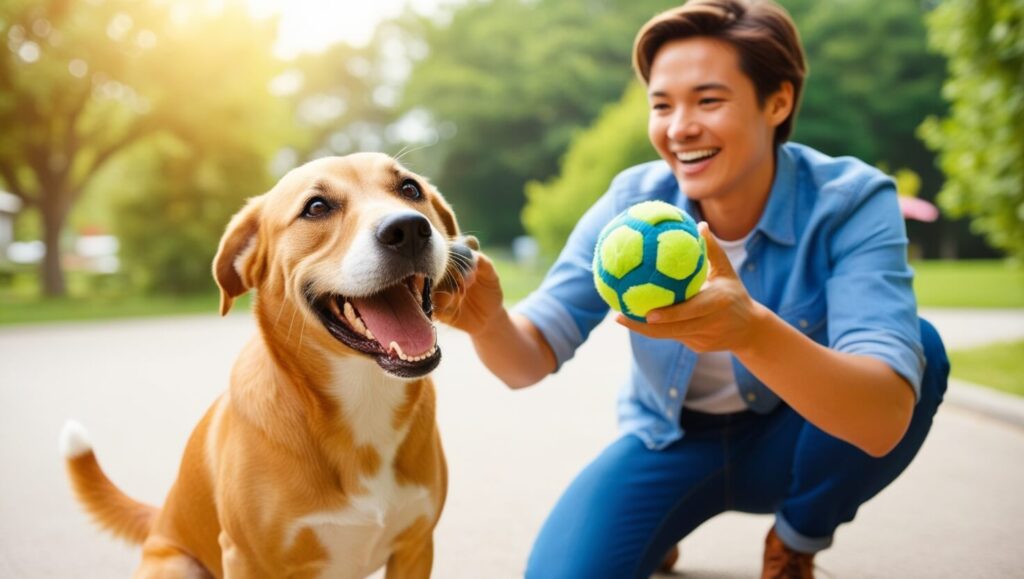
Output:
top-left (911, 259), bottom-right (1024, 308)
top-left (1, 258), bottom-right (1020, 326)
top-left (949, 339), bottom-right (1024, 397)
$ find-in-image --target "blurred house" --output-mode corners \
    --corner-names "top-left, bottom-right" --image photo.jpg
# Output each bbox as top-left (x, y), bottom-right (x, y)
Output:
top-left (0, 191), bottom-right (22, 263)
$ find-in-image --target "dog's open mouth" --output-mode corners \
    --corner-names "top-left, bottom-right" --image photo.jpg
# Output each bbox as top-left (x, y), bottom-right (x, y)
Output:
top-left (310, 274), bottom-right (441, 378)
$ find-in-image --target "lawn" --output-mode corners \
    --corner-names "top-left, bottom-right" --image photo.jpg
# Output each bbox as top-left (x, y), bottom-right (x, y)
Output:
top-left (949, 339), bottom-right (1024, 397)
top-left (911, 259), bottom-right (1024, 308)
top-left (1, 258), bottom-right (1020, 323)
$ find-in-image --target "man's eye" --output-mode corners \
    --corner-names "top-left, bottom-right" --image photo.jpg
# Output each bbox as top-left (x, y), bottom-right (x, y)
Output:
top-left (651, 103), bottom-right (670, 111)
top-left (699, 98), bottom-right (723, 106)
top-left (302, 196), bottom-right (332, 218)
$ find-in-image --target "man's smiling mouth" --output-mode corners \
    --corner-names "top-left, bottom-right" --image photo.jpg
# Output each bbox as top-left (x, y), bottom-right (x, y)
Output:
top-left (674, 148), bottom-right (721, 164)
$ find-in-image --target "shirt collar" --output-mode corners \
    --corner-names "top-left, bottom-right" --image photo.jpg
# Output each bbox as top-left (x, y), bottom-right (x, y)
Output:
top-left (757, 144), bottom-right (798, 246)
top-left (680, 144), bottom-right (797, 247)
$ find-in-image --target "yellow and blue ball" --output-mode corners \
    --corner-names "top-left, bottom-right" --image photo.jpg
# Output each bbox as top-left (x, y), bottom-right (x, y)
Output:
top-left (593, 200), bottom-right (707, 321)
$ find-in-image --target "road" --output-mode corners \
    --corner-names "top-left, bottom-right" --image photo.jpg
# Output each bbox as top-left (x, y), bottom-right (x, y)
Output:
top-left (1, 309), bottom-right (1022, 578)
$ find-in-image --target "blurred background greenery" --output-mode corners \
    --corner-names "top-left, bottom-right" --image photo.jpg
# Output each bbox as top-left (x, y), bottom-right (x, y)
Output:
top-left (1, 0), bottom-right (1022, 389)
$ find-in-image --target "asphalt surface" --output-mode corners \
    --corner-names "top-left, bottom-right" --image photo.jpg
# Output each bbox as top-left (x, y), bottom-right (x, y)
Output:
top-left (1, 308), bottom-right (1022, 578)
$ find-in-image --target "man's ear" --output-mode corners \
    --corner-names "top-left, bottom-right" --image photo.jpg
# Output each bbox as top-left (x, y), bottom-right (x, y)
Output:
top-left (430, 191), bottom-right (460, 239)
top-left (213, 198), bottom-right (265, 316)
top-left (767, 81), bottom-right (795, 128)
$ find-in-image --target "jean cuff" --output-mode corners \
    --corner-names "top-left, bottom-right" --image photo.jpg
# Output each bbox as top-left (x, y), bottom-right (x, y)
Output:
top-left (774, 510), bottom-right (833, 554)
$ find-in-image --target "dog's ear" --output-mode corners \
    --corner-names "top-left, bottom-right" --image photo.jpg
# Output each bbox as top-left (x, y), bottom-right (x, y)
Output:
top-left (213, 198), bottom-right (265, 316)
top-left (430, 191), bottom-right (460, 239)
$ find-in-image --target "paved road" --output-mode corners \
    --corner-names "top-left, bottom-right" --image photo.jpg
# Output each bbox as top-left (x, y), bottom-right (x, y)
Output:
top-left (1, 309), bottom-right (1022, 578)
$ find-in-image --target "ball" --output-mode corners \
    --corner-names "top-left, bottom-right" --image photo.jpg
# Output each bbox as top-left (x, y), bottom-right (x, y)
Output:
top-left (592, 200), bottom-right (708, 321)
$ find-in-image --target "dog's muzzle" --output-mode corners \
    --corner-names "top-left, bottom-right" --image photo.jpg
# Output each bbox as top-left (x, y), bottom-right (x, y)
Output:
top-left (310, 274), bottom-right (440, 378)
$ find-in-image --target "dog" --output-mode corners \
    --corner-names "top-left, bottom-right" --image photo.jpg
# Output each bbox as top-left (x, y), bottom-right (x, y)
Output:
top-left (60, 153), bottom-right (470, 578)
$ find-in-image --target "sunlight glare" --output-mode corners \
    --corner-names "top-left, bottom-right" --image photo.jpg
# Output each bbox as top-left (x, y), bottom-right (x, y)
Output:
top-left (246, 0), bottom-right (450, 58)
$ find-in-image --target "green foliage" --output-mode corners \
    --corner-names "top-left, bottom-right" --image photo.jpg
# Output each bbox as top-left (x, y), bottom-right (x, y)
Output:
top-left (110, 140), bottom-right (275, 295)
top-left (919, 0), bottom-right (1024, 261)
top-left (402, 0), bottom-right (669, 244)
top-left (793, 0), bottom-right (947, 176)
top-left (0, 0), bottom-right (290, 295)
top-left (523, 83), bottom-right (657, 255)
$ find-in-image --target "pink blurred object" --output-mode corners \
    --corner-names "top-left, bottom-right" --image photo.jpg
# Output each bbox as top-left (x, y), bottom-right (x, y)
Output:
top-left (898, 196), bottom-right (940, 222)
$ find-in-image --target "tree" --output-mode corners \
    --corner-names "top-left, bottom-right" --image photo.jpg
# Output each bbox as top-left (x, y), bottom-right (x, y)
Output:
top-left (523, 82), bottom-right (657, 254)
top-left (401, 0), bottom-right (670, 244)
top-left (919, 0), bottom-right (1024, 261)
top-left (521, 0), bottom-right (950, 255)
top-left (0, 0), bottom-right (285, 296)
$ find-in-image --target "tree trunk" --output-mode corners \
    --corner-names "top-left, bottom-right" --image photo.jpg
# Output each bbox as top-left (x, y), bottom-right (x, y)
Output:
top-left (41, 196), bottom-right (70, 297)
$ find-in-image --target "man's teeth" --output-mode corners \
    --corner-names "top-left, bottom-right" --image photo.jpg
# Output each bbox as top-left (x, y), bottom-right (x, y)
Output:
top-left (342, 300), bottom-right (373, 340)
top-left (676, 149), bottom-right (718, 163)
top-left (388, 341), bottom-right (438, 362)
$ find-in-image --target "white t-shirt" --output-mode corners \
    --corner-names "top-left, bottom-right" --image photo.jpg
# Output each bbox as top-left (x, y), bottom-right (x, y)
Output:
top-left (683, 231), bottom-right (752, 414)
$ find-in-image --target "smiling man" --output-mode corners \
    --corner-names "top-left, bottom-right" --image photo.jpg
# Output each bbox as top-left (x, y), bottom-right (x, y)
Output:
top-left (435, 1), bottom-right (950, 577)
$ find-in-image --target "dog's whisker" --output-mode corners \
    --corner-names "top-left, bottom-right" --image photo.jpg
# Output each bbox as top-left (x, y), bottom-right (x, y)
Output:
top-left (392, 141), bottom-right (434, 164)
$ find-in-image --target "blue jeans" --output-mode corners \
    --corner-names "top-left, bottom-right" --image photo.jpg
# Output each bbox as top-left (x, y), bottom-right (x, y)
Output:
top-left (526, 319), bottom-right (948, 579)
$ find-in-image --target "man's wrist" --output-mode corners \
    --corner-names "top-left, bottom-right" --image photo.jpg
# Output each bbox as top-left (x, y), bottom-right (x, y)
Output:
top-left (735, 301), bottom-right (774, 357)
top-left (470, 306), bottom-right (510, 342)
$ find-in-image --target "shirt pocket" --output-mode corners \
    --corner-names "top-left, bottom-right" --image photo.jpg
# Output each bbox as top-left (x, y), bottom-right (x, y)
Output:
top-left (777, 290), bottom-right (828, 342)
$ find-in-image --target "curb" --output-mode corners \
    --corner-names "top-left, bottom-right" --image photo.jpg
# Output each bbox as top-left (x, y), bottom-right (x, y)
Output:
top-left (944, 378), bottom-right (1024, 430)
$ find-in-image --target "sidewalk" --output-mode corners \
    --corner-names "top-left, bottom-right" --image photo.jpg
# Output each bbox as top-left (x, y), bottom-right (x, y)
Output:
top-left (0, 310), bottom-right (1021, 578)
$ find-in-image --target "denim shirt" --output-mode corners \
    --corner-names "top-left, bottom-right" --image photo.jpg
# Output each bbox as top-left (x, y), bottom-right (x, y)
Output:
top-left (513, 143), bottom-right (925, 450)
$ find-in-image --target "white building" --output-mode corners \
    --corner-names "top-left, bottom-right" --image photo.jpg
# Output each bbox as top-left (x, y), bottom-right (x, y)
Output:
top-left (0, 191), bottom-right (22, 261)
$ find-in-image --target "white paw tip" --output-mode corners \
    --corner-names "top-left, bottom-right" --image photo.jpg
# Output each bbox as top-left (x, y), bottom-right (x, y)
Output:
top-left (60, 420), bottom-right (92, 459)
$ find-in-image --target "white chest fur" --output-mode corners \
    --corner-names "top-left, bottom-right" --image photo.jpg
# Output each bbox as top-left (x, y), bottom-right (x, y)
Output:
top-left (285, 357), bottom-right (436, 579)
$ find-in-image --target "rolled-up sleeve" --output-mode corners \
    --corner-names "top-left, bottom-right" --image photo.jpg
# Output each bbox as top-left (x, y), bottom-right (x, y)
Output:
top-left (512, 187), bottom-right (622, 370)
top-left (825, 176), bottom-right (926, 399)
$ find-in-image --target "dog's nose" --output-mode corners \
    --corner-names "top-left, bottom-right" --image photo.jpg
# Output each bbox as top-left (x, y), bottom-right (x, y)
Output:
top-left (376, 211), bottom-right (432, 259)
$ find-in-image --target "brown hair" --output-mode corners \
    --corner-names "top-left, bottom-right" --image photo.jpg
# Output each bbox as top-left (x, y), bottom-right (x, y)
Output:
top-left (633, 0), bottom-right (807, 144)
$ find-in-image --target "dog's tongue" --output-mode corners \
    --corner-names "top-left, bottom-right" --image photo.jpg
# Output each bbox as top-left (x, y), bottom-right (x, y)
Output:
top-left (352, 285), bottom-right (434, 357)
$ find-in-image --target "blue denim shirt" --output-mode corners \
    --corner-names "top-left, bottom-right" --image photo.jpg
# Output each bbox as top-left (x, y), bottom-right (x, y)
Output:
top-left (514, 143), bottom-right (925, 450)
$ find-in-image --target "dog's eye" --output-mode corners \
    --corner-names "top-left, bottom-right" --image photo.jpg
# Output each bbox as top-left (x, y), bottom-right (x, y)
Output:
top-left (302, 197), bottom-right (332, 218)
top-left (400, 179), bottom-right (423, 201)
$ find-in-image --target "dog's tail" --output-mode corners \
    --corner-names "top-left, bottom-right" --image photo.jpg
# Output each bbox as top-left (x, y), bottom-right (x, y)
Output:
top-left (60, 420), bottom-right (158, 545)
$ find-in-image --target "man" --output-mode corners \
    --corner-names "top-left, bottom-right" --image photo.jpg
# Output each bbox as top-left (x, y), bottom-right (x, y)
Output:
top-left (436, 1), bottom-right (948, 577)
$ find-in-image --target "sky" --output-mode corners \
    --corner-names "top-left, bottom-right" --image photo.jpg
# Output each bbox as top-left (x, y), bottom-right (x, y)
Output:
top-left (245, 0), bottom-right (458, 58)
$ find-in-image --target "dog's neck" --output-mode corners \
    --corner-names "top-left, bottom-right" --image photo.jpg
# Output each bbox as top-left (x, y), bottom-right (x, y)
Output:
top-left (234, 297), bottom-right (431, 463)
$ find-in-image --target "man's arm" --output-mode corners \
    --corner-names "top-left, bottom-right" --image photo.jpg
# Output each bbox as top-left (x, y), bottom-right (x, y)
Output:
top-left (620, 223), bottom-right (915, 457)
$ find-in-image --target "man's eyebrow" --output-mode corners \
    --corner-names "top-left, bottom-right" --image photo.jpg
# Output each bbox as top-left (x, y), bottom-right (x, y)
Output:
top-left (694, 83), bottom-right (732, 93)
top-left (648, 83), bottom-right (733, 98)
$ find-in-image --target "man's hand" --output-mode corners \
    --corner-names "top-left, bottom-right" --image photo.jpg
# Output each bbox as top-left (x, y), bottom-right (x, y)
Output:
top-left (433, 251), bottom-right (505, 336)
top-left (616, 222), bottom-right (768, 353)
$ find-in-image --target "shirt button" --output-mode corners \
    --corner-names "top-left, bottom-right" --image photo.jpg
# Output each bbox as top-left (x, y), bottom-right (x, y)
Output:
top-left (746, 392), bottom-right (757, 402)
top-left (665, 409), bottom-right (674, 419)
top-left (799, 319), bottom-right (809, 329)
top-left (746, 262), bottom-right (756, 272)
top-left (669, 387), bottom-right (679, 398)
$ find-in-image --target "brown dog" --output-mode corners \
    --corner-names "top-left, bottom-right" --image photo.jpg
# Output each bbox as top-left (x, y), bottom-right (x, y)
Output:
top-left (61, 153), bottom-right (466, 578)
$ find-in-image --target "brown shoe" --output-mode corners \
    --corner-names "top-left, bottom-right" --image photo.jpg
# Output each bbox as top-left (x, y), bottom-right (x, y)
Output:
top-left (658, 544), bottom-right (679, 573)
top-left (762, 527), bottom-right (815, 579)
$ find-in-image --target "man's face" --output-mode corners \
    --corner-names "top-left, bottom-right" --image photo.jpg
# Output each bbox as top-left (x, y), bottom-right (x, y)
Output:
top-left (647, 37), bottom-right (789, 204)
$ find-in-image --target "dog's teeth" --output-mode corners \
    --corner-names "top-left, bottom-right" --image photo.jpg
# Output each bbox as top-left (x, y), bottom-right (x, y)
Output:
top-left (364, 328), bottom-right (374, 340)
top-left (342, 301), bottom-right (372, 338)
top-left (390, 341), bottom-right (406, 361)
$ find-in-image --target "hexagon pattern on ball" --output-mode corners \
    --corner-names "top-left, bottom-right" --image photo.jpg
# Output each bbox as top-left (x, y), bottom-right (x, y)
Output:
top-left (593, 201), bottom-right (707, 321)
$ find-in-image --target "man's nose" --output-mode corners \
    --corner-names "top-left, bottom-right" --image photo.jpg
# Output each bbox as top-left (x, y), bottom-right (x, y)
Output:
top-left (668, 110), bottom-right (701, 142)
